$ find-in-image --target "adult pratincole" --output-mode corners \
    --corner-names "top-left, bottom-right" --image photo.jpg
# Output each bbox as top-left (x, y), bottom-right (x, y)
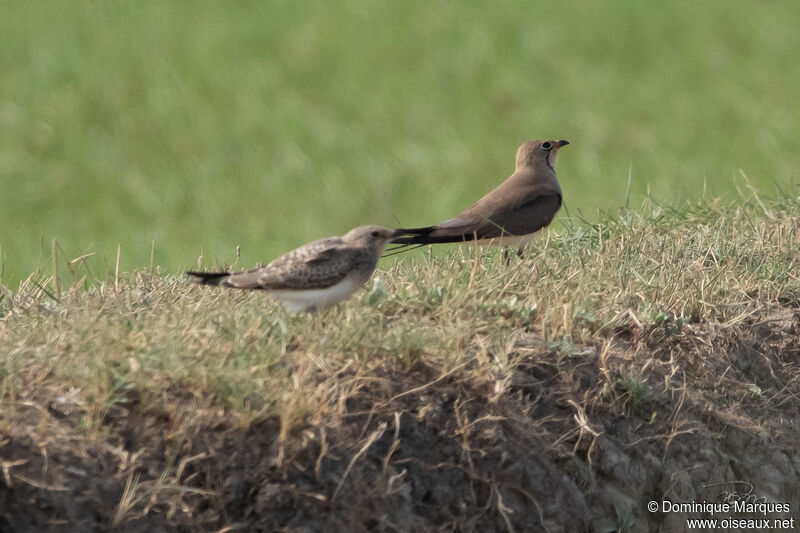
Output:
top-left (187, 226), bottom-right (401, 312)
top-left (388, 140), bottom-right (568, 257)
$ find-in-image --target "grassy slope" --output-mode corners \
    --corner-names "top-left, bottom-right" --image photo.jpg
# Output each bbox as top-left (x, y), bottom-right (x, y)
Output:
top-left (1, 194), bottom-right (798, 530)
top-left (2, 1), bottom-right (800, 284)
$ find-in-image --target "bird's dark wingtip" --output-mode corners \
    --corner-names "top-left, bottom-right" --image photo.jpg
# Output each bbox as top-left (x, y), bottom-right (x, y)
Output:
top-left (399, 225), bottom-right (437, 235)
top-left (390, 226), bottom-right (437, 244)
top-left (389, 230), bottom-right (479, 246)
top-left (186, 271), bottom-right (230, 285)
top-left (390, 235), bottom-right (423, 245)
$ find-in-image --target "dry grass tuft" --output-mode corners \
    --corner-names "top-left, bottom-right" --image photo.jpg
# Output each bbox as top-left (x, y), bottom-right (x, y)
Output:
top-left (1, 194), bottom-right (799, 530)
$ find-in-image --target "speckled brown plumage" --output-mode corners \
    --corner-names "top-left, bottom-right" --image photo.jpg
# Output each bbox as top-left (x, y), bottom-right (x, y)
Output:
top-left (186, 226), bottom-right (400, 311)
top-left (223, 238), bottom-right (376, 290)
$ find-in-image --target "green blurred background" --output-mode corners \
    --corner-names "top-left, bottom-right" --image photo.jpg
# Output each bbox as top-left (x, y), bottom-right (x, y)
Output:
top-left (1, 1), bottom-right (799, 286)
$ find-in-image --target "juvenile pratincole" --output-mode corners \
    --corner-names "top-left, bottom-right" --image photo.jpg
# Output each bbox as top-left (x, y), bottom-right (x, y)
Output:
top-left (187, 226), bottom-right (401, 312)
top-left (389, 140), bottom-right (568, 257)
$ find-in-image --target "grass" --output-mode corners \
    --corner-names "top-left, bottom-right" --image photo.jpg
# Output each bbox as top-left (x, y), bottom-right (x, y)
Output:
top-left (2, 1), bottom-right (800, 285)
top-left (2, 191), bottom-right (798, 428)
top-left (2, 1), bottom-right (800, 527)
top-left (1, 193), bottom-right (798, 528)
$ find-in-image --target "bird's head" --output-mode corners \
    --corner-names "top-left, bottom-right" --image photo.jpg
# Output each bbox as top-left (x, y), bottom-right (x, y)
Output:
top-left (345, 226), bottom-right (404, 252)
top-left (515, 139), bottom-right (569, 171)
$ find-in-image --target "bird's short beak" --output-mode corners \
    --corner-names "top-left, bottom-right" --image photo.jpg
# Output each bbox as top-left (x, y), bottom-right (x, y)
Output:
top-left (556, 140), bottom-right (569, 148)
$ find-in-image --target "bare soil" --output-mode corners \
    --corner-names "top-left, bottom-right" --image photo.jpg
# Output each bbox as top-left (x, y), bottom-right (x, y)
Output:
top-left (2, 310), bottom-right (799, 532)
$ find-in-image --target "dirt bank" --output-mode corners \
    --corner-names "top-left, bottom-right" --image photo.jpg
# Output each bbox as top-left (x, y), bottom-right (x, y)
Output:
top-left (2, 308), bottom-right (798, 532)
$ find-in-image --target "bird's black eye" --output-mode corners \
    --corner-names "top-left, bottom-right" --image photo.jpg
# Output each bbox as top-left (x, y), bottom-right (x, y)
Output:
top-left (541, 141), bottom-right (552, 150)
top-left (370, 230), bottom-right (380, 238)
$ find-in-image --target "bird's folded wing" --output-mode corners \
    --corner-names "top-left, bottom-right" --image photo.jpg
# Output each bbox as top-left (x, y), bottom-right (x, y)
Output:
top-left (252, 246), bottom-right (363, 290)
top-left (392, 187), bottom-right (561, 244)
top-left (471, 191), bottom-right (562, 237)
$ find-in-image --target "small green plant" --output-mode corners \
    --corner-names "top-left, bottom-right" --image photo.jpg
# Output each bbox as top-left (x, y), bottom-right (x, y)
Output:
top-left (620, 374), bottom-right (650, 414)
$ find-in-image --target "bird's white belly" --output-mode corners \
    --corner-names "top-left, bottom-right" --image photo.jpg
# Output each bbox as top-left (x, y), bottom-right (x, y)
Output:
top-left (269, 277), bottom-right (359, 312)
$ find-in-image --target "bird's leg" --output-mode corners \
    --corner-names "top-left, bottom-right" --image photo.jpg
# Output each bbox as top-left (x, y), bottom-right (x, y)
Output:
top-left (516, 245), bottom-right (525, 258)
top-left (503, 248), bottom-right (511, 266)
